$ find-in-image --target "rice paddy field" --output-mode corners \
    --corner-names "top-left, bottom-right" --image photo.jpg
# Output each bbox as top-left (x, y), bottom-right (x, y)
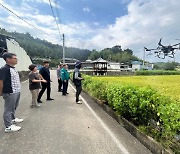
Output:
top-left (93, 75), bottom-right (180, 102)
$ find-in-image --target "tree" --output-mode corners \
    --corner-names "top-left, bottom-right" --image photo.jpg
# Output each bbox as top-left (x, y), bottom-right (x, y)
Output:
top-left (88, 49), bottom-right (100, 60)
top-left (163, 62), bottom-right (179, 70)
top-left (124, 48), bottom-right (133, 55)
top-left (0, 28), bottom-right (91, 62)
top-left (111, 45), bottom-right (122, 53)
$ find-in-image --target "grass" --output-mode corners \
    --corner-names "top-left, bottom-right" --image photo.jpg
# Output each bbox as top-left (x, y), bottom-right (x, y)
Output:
top-left (93, 75), bottom-right (180, 102)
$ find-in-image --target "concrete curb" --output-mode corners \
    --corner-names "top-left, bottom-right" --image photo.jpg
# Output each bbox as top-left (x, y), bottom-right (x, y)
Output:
top-left (82, 90), bottom-right (173, 154)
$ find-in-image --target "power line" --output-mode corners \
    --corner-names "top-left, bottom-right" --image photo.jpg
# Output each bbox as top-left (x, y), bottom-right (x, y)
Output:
top-left (0, 2), bottom-right (51, 36)
top-left (54, 0), bottom-right (64, 35)
top-left (48, 0), bottom-right (62, 40)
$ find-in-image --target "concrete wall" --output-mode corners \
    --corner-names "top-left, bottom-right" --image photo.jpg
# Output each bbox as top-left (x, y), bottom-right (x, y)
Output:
top-left (0, 58), bottom-right (6, 68)
top-left (0, 38), bottom-right (32, 81)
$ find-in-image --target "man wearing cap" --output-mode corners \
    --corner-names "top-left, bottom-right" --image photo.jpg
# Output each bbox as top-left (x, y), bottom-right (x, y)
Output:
top-left (73, 61), bottom-right (84, 104)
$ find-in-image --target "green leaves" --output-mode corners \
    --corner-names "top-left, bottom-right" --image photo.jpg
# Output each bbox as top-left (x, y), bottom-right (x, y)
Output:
top-left (82, 75), bottom-right (180, 141)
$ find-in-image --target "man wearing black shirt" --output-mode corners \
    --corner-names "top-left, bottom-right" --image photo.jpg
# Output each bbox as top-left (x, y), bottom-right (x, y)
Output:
top-left (0, 53), bottom-right (23, 132)
top-left (37, 61), bottom-right (54, 103)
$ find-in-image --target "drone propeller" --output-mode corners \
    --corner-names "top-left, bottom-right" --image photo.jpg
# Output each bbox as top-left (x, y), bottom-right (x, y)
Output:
top-left (171, 42), bottom-right (180, 47)
top-left (158, 38), bottom-right (163, 46)
top-left (144, 47), bottom-right (150, 51)
top-left (144, 47), bottom-right (157, 51)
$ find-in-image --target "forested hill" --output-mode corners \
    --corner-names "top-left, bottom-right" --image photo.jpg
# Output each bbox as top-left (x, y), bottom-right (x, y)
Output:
top-left (0, 28), bottom-right (141, 64)
top-left (0, 28), bottom-right (91, 61)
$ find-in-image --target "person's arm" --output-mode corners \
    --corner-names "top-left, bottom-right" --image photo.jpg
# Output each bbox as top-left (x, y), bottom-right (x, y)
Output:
top-left (39, 74), bottom-right (46, 81)
top-left (0, 68), bottom-right (5, 96)
top-left (32, 79), bottom-right (46, 83)
top-left (74, 72), bottom-right (83, 80)
top-left (57, 69), bottom-right (60, 79)
top-left (0, 80), bottom-right (3, 96)
top-left (37, 74), bottom-right (47, 83)
top-left (29, 73), bottom-right (46, 83)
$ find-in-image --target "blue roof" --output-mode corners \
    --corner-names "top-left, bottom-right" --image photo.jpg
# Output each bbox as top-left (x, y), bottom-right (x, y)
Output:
top-left (131, 61), bottom-right (142, 65)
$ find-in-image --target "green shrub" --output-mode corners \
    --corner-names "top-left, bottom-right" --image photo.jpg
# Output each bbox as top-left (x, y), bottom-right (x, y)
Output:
top-left (106, 84), bottom-right (159, 125)
top-left (157, 99), bottom-right (180, 139)
top-left (82, 75), bottom-right (180, 144)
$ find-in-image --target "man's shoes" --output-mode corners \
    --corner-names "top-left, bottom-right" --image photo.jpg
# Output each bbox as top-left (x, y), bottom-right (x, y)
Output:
top-left (47, 98), bottom-right (54, 101)
top-left (66, 92), bottom-right (69, 94)
top-left (37, 100), bottom-right (43, 103)
top-left (12, 118), bottom-right (23, 124)
top-left (76, 101), bottom-right (82, 104)
top-left (58, 89), bottom-right (62, 92)
top-left (5, 125), bottom-right (21, 133)
top-left (30, 104), bottom-right (41, 108)
top-left (35, 104), bottom-right (41, 107)
top-left (62, 94), bottom-right (66, 96)
top-left (76, 99), bottom-right (82, 104)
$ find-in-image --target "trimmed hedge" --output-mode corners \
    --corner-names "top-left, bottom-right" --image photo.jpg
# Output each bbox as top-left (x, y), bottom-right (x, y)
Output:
top-left (81, 75), bottom-right (180, 151)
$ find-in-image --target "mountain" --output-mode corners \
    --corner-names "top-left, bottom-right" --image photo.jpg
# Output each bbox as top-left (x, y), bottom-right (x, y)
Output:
top-left (0, 28), bottom-right (91, 62)
top-left (0, 28), bottom-right (141, 66)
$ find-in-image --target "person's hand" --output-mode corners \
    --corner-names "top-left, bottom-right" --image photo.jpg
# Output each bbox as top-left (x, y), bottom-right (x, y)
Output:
top-left (64, 80), bottom-right (67, 82)
top-left (0, 92), bottom-right (2, 96)
top-left (42, 79), bottom-right (47, 83)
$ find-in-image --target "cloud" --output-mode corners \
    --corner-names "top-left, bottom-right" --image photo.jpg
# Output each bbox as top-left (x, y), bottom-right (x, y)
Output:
top-left (22, 0), bottom-right (62, 9)
top-left (1, 0), bottom-right (180, 62)
top-left (71, 0), bottom-right (180, 62)
top-left (83, 7), bottom-right (90, 13)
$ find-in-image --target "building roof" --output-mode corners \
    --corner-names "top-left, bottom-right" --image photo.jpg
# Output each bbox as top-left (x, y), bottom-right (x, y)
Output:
top-left (131, 61), bottom-right (143, 65)
top-left (92, 58), bottom-right (108, 63)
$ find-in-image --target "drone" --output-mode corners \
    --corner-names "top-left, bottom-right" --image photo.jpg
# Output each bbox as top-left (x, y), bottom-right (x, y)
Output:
top-left (144, 38), bottom-right (180, 59)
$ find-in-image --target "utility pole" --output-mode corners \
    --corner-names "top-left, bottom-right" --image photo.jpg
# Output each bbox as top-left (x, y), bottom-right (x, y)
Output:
top-left (143, 48), bottom-right (145, 69)
top-left (62, 34), bottom-right (65, 64)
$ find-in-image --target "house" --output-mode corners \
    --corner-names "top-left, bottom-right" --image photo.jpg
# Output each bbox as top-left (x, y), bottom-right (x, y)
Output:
top-left (92, 58), bottom-right (108, 75)
top-left (62, 58), bottom-right (77, 69)
top-left (131, 61), bottom-right (154, 71)
top-left (82, 60), bottom-right (93, 69)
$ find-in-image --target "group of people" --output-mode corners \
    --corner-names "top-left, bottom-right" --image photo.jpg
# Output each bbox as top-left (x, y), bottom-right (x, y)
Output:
top-left (0, 52), bottom-right (84, 133)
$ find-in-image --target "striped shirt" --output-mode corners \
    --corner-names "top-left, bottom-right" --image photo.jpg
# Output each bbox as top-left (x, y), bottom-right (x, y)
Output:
top-left (0, 64), bottom-right (21, 94)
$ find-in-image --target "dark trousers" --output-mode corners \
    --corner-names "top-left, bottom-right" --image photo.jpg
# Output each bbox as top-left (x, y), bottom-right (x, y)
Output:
top-left (58, 79), bottom-right (62, 91)
top-left (38, 82), bottom-right (51, 100)
top-left (76, 85), bottom-right (82, 102)
top-left (62, 80), bottom-right (68, 95)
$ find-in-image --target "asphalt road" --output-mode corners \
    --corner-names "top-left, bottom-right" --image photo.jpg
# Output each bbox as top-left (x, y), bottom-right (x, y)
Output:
top-left (0, 70), bottom-right (152, 154)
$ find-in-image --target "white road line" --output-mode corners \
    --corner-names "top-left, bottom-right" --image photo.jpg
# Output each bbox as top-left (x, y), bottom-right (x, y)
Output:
top-left (70, 83), bottom-right (129, 154)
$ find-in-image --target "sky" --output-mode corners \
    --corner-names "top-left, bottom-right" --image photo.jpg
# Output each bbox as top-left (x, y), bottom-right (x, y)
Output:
top-left (0, 0), bottom-right (180, 62)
